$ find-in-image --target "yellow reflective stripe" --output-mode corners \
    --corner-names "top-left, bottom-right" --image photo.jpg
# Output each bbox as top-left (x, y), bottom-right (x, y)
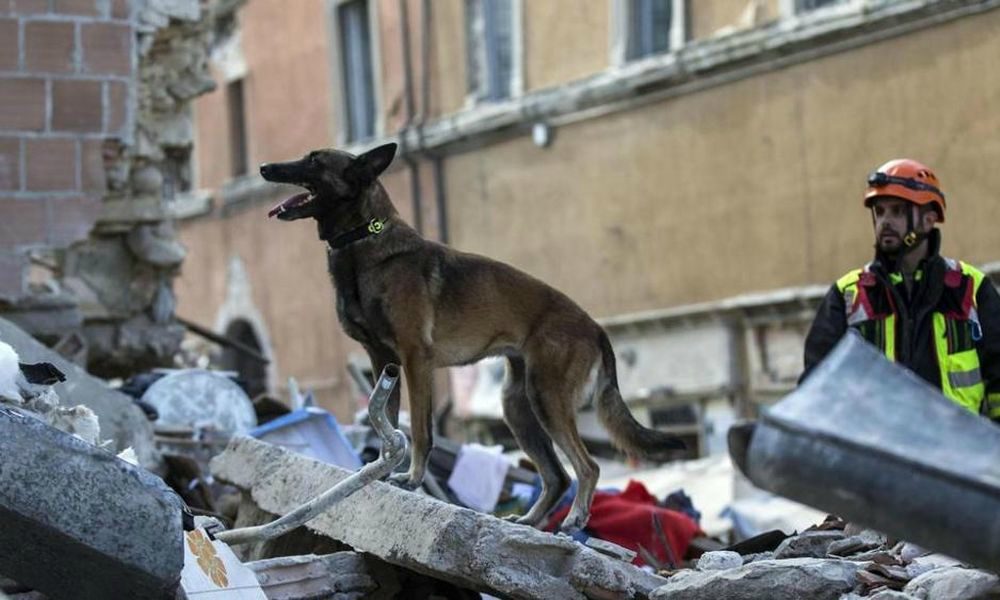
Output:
top-left (934, 313), bottom-right (983, 414)
top-left (988, 393), bottom-right (1000, 419)
top-left (836, 269), bottom-right (862, 293)
top-left (883, 315), bottom-right (895, 361)
top-left (960, 261), bottom-right (986, 295)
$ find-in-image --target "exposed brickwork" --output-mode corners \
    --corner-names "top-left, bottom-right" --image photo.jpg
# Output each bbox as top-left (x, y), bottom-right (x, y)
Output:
top-left (110, 0), bottom-right (130, 20)
top-left (80, 138), bottom-right (105, 192)
top-left (0, 78), bottom-right (46, 131)
top-left (52, 79), bottom-right (103, 133)
top-left (25, 20), bottom-right (76, 74)
top-left (0, 197), bottom-right (47, 247)
top-left (52, 0), bottom-right (101, 17)
top-left (25, 137), bottom-right (77, 191)
top-left (0, 251), bottom-right (27, 299)
top-left (9, 0), bottom-right (49, 16)
top-left (0, 137), bottom-right (21, 190)
top-left (47, 194), bottom-right (101, 246)
top-left (81, 22), bottom-right (131, 76)
top-left (0, 19), bottom-right (19, 71)
top-left (107, 80), bottom-right (128, 134)
top-left (0, 0), bottom-right (136, 298)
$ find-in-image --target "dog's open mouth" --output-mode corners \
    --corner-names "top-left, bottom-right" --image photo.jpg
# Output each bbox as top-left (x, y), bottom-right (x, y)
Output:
top-left (268, 192), bottom-right (315, 218)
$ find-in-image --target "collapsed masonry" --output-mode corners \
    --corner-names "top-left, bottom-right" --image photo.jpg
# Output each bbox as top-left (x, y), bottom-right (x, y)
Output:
top-left (1, 0), bottom-right (243, 378)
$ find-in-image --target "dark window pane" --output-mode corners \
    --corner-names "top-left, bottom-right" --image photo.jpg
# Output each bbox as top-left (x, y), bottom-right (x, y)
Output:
top-left (627, 0), bottom-right (671, 60)
top-left (798, 0), bottom-right (845, 10)
top-left (227, 79), bottom-right (247, 177)
top-left (339, 0), bottom-right (375, 141)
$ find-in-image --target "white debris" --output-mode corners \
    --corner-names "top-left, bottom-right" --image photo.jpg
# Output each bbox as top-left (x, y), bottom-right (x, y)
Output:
top-left (0, 340), bottom-right (20, 400)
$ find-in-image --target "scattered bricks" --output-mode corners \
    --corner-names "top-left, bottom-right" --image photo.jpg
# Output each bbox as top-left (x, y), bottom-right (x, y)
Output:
top-left (47, 195), bottom-right (101, 247)
top-left (52, 79), bottom-right (103, 133)
top-left (0, 19), bottom-right (19, 70)
top-left (0, 138), bottom-right (20, 190)
top-left (0, 197), bottom-right (47, 247)
top-left (80, 138), bottom-right (106, 192)
top-left (25, 137), bottom-right (76, 191)
top-left (0, 251), bottom-right (27, 299)
top-left (9, 0), bottom-right (49, 15)
top-left (81, 22), bottom-right (131, 76)
top-left (25, 20), bottom-right (75, 73)
top-left (0, 79), bottom-right (45, 131)
top-left (52, 0), bottom-right (100, 17)
top-left (107, 80), bottom-right (129, 134)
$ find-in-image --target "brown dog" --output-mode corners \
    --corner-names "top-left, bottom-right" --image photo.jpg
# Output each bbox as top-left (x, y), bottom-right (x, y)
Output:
top-left (261, 143), bottom-right (684, 532)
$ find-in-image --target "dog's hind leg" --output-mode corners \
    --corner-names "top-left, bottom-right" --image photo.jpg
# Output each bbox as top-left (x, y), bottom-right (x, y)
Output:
top-left (501, 355), bottom-right (570, 527)
top-left (388, 350), bottom-right (434, 490)
top-left (525, 353), bottom-right (601, 535)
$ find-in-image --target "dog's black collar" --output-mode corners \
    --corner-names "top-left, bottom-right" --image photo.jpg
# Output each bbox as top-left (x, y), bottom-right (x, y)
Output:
top-left (328, 218), bottom-right (387, 250)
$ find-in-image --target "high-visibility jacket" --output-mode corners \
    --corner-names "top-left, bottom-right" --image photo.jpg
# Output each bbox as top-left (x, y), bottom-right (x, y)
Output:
top-left (803, 237), bottom-right (1000, 420)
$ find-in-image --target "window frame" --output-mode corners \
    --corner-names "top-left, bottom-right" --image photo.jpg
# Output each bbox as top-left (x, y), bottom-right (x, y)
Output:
top-left (464, 0), bottom-right (523, 105)
top-left (611, 0), bottom-right (687, 67)
top-left (327, 0), bottom-right (383, 145)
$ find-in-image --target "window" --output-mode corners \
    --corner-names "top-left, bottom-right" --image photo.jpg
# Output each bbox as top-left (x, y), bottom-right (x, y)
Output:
top-left (626, 0), bottom-right (672, 60)
top-left (227, 79), bottom-right (248, 177)
top-left (465, 0), bottom-right (515, 102)
top-left (797, 0), bottom-right (847, 11)
top-left (338, 0), bottom-right (376, 141)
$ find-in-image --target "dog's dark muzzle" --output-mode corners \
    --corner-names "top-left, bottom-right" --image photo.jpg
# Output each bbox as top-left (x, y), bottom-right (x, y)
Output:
top-left (259, 161), bottom-right (308, 184)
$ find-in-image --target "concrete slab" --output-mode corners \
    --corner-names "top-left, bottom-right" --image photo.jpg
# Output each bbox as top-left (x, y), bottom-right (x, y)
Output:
top-left (0, 316), bottom-right (160, 470)
top-left (211, 437), bottom-right (669, 600)
top-left (0, 406), bottom-right (184, 599)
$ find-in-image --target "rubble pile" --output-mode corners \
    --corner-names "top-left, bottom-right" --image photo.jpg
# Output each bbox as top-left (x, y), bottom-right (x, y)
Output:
top-left (652, 519), bottom-right (1000, 600)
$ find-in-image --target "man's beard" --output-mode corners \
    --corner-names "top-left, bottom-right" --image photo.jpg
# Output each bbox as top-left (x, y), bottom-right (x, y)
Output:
top-left (876, 231), bottom-right (902, 256)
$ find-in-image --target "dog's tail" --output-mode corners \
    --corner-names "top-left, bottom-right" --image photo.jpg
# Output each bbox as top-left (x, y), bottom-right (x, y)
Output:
top-left (596, 331), bottom-right (686, 461)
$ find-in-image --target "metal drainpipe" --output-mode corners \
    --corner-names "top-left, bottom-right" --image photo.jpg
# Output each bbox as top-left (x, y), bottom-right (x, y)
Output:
top-left (215, 365), bottom-right (406, 546)
top-left (418, 0), bottom-right (448, 244)
top-left (398, 0), bottom-right (423, 234)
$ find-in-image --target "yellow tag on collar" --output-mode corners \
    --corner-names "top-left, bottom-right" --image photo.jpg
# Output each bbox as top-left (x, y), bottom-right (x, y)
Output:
top-left (367, 219), bottom-right (385, 235)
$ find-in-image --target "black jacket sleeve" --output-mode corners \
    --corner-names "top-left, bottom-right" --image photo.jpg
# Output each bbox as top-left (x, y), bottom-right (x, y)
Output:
top-left (800, 284), bottom-right (847, 384)
top-left (975, 276), bottom-right (1000, 420)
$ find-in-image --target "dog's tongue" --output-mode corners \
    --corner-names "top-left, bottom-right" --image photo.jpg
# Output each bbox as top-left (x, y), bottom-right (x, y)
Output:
top-left (268, 192), bottom-right (310, 218)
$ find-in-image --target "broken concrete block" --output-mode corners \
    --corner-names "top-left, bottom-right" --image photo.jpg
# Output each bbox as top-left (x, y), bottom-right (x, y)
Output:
top-left (695, 551), bottom-right (742, 571)
top-left (211, 437), bottom-right (668, 600)
top-left (245, 552), bottom-right (378, 599)
top-left (774, 530), bottom-right (846, 559)
top-left (0, 406), bottom-right (184, 599)
top-left (651, 558), bottom-right (860, 600)
top-left (585, 538), bottom-right (637, 563)
top-left (0, 316), bottom-right (160, 469)
top-left (903, 567), bottom-right (1000, 600)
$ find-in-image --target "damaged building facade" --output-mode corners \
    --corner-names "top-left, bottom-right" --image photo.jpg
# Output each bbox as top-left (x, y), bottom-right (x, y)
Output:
top-left (177, 0), bottom-right (1000, 451)
top-left (0, 0), bottom-right (242, 378)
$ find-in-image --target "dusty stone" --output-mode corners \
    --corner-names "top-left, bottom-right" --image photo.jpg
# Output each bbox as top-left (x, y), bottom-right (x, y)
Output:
top-left (212, 437), bottom-right (667, 600)
top-left (0, 316), bottom-right (159, 469)
top-left (127, 223), bottom-right (187, 267)
top-left (585, 538), bottom-right (637, 563)
top-left (903, 567), bottom-right (1000, 599)
top-left (774, 530), bottom-right (846, 559)
top-left (829, 530), bottom-right (887, 556)
top-left (651, 558), bottom-right (860, 600)
top-left (0, 406), bottom-right (183, 599)
top-left (905, 553), bottom-right (963, 579)
top-left (741, 551), bottom-right (775, 563)
top-left (696, 551), bottom-right (742, 571)
top-left (869, 591), bottom-right (920, 600)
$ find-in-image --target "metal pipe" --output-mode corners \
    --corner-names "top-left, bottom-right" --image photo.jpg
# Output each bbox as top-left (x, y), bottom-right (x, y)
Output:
top-left (216, 365), bottom-right (406, 546)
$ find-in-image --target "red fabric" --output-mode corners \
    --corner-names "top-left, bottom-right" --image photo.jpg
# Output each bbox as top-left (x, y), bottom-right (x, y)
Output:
top-left (545, 480), bottom-right (703, 567)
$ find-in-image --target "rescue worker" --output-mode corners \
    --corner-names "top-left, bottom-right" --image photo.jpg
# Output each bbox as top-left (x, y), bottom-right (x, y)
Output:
top-left (802, 159), bottom-right (1000, 421)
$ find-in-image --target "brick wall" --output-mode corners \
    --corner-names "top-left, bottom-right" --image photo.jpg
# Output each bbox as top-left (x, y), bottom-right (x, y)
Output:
top-left (0, 0), bottom-right (134, 299)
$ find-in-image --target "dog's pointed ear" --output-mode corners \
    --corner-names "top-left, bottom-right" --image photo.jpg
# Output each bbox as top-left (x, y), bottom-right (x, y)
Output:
top-left (347, 143), bottom-right (397, 186)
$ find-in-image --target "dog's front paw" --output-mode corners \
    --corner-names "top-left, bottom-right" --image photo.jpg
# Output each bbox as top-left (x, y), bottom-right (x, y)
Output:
top-left (387, 472), bottom-right (421, 491)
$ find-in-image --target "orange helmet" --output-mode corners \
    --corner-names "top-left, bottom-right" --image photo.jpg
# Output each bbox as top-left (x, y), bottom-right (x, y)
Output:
top-left (864, 158), bottom-right (946, 222)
